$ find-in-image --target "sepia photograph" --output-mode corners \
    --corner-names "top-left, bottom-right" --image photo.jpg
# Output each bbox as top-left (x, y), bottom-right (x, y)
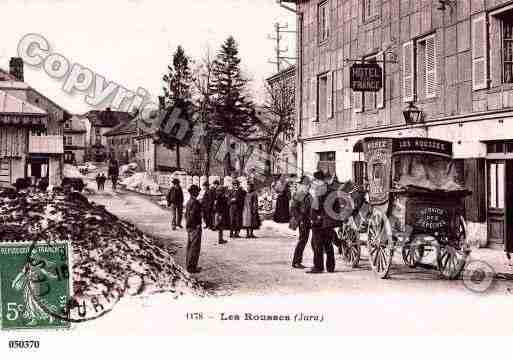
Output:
top-left (1, 0), bottom-right (513, 352)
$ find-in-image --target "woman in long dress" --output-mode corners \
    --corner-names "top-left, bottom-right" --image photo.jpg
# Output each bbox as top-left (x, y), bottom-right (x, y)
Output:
top-left (242, 182), bottom-right (260, 238)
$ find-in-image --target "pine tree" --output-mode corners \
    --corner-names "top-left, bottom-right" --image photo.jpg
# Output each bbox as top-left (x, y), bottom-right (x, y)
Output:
top-left (209, 36), bottom-right (256, 139)
top-left (160, 45), bottom-right (193, 169)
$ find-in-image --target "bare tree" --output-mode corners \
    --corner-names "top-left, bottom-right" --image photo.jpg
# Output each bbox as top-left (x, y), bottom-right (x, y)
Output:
top-left (261, 77), bottom-right (295, 157)
top-left (192, 47), bottom-right (217, 176)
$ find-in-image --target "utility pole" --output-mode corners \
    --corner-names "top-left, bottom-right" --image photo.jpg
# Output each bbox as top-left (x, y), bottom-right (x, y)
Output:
top-left (267, 22), bottom-right (297, 72)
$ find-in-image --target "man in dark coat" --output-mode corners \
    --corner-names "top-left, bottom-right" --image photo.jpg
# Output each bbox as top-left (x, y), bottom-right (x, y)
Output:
top-left (201, 181), bottom-right (215, 229)
top-left (290, 176), bottom-right (312, 269)
top-left (108, 159), bottom-right (120, 191)
top-left (185, 184), bottom-right (202, 273)
top-left (308, 171), bottom-right (338, 274)
top-left (167, 178), bottom-right (184, 230)
top-left (213, 182), bottom-right (229, 244)
top-left (227, 179), bottom-right (246, 238)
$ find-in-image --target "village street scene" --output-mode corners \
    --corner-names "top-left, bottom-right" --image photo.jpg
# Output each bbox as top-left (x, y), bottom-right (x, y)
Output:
top-left (2, 0), bottom-right (513, 337)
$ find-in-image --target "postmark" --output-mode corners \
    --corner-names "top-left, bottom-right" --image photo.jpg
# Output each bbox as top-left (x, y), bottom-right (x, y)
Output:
top-left (0, 241), bottom-right (71, 330)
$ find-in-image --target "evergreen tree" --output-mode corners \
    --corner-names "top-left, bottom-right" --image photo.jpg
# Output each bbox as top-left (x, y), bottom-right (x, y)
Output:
top-left (209, 36), bottom-right (256, 139)
top-left (160, 45), bottom-right (193, 169)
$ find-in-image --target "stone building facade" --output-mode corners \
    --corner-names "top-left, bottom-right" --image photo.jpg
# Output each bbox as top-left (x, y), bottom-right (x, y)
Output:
top-left (283, 0), bottom-right (513, 249)
top-left (63, 115), bottom-right (87, 164)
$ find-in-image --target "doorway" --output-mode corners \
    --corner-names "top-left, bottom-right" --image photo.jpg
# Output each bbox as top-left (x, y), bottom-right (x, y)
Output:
top-left (487, 160), bottom-right (513, 249)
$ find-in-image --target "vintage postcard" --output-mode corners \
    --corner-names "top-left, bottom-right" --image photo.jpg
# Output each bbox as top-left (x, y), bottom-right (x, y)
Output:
top-left (1, 0), bottom-right (513, 352)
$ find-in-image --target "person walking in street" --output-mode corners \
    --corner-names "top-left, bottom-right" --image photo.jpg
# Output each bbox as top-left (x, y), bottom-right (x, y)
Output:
top-left (108, 159), bottom-right (120, 191)
top-left (273, 175), bottom-right (291, 223)
top-left (185, 184), bottom-right (203, 273)
top-left (95, 173), bottom-right (101, 191)
top-left (201, 181), bottom-right (215, 229)
top-left (308, 171), bottom-right (340, 274)
top-left (99, 173), bottom-right (107, 191)
top-left (242, 181), bottom-right (260, 238)
top-left (167, 178), bottom-right (184, 230)
top-left (290, 176), bottom-right (312, 269)
top-left (227, 179), bottom-right (246, 238)
top-left (213, 183), bottom-right (229, 244)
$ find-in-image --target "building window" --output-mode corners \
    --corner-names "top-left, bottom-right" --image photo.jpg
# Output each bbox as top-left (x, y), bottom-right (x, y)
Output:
top-left (503, 12), bottom-right (513, 83)
top-left (317, 151), bottom-right (336, 176)
top-left (363, 0), bottom-right (379, 22)
top-left (488, 162), bottom-right (505, 209)
top-left (64, 121), bottom-right (71, 129)
top-left (317, 73), bottom-right (328, 121)
top-left (403, 34), bottom-right (437, 102)
top-left (318, 1), bottom-right (329, 43)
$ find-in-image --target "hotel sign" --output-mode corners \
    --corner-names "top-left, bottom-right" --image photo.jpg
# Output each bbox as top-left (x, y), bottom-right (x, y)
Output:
top-left (350, 63), bottom-right (382, 92)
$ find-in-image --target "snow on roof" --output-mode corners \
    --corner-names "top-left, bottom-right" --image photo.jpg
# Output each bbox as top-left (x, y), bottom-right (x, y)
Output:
top-left (0, 90), bottom-right (46, 115)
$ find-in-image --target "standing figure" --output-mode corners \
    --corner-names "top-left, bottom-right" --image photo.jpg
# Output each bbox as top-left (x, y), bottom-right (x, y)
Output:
top-left (242, 182), bottom-right (260, 238)
top-left (167, 178), bottom-right (184, 230)
top-left (213, 183), bottom-right (229, 244)
top-left (185, 184), bottom-right (203, 273)
top-left (108, 159), bottom-right (120, 191)
top-left (308, 171), bottom-right (336, 274)
top-left (273, 176), bottom-right (291, 223)
top-left (201, 181), bottom-right (215, 229)
top-left (290, 176), bottom-right (312, 269)
top-left (99, 173), bottom-right (107, 191)
top-left (95, 173), bottom-right (101, 191)
top-left (227, 179), bottom-right (246, 238)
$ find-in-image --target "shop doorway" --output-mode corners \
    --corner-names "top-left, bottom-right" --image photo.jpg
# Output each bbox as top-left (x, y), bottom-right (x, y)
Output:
top-left (487, 160), bottom-right (513, 248)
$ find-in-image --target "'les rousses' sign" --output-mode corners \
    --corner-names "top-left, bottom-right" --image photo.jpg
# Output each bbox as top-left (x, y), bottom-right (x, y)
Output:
top-left (350, 63), bottom-right (382, 92)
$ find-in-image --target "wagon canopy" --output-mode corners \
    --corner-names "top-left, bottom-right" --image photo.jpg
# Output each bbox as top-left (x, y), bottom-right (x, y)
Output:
top-left (354, 137), bottom-right (464, 204)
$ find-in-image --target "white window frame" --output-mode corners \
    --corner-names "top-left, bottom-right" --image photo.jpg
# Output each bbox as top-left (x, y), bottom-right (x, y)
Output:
top-left (318, 1), bottom-right (330, 44)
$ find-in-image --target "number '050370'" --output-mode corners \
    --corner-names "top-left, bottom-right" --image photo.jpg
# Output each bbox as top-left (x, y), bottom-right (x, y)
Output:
top-left (8, 340), bottom-right (40, 349)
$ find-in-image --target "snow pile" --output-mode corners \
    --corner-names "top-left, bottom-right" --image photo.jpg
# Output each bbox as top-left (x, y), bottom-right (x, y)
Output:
top-left (63, 164), bottom-right (86, 179)
top-left (120, 172), bottom-right (162, 196)
top-left (0, 189), bottom-right (206, 306)
top-left (120, 163), bottom-right (138, 177)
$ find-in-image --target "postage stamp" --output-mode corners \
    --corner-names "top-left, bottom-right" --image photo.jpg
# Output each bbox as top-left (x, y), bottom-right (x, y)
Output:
top-left (0, 241), bottom-right (71, 330)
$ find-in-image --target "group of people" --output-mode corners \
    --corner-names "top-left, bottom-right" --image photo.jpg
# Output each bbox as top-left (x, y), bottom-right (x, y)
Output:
top-left (167, 178), bottom-right (261, 273)
top-left (95, 173), bottom-right (107, 191)
top-left (289, 170), bottom-right (354, 274)
top-left (94, 159), bottom-right (120, 192)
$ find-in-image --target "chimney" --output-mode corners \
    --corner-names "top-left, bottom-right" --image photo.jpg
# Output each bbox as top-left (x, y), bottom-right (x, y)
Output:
top-left (9, 57), bottom-right (24, 82)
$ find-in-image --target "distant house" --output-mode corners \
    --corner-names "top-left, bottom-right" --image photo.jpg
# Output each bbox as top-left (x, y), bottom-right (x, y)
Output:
top-left (104, 120), bottom-right (138, 164)
top-left (63, 115), bottom-right (87, 164)
top-left (85, 108), bottom-right (132, 162)
top-left (0, 57), bottom-right (69, 186)
top-left (134, 110), bottom-right (193, 173)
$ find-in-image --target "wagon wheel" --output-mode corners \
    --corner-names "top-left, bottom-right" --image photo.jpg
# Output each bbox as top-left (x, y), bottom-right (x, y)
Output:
top-left (367, 210), bottom-right (394, 279)
top-left (401, 236), bottom-right (425, 268)
top-left (437, 216), bottom-right (469, 280)
top-left (338, 220), bottom-right (361, 268)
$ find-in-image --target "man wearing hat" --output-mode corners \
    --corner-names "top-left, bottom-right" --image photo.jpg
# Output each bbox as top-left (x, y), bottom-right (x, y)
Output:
top-left (167, 178), bottom-right (184, 230)
top-left (185, 184), bottom-right (203, 273)
top-left (201, 181), bottom-right (215, 229)
top-left (227, 179), bottom-right (246, 238)
top-left (290, 175), bottom-right (312, 269)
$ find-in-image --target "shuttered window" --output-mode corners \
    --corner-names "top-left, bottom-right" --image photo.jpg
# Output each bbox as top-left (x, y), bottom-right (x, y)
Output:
top-left (472, 14), bottom-right (488, 90)
top-left (363, 0), bottom-right (379, 22)
top-left (318, 1), bottom-right (330, 43)
top-left (424, 35), bottom-right (437, 98)
top-left (402, 41), bottom-right (415, 102)
top-left (311, 77), bottom-right (318, 122)
top-left (327, 71), bottom-right (334, 119)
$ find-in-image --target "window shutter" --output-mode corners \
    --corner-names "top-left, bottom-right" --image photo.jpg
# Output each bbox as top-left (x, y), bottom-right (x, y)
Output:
top-left (327, 71), bottom-right (334, 119)
top-left (354, 89), bottom-right (363, 113)
top-left (425, 35), bottom-right (437, 98)
top-left (311, 77), bottom-right (318, 121)
top-left (377, 51), bottom-right (385, 108)
top-left (403, 41), bottom-right (415, 102)
top-left (472, 14), bottom-right (488, 90)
